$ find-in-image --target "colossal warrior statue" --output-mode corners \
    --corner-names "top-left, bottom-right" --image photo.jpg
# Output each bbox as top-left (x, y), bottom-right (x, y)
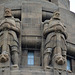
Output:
top-left (0, 8), bottom-right (20, 67)
top-left (43, 11), bottom-right (67, 70)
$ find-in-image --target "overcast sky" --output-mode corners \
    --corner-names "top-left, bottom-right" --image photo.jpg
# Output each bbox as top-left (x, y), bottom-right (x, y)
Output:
top-left (70, 0), bottom-right (75, 13)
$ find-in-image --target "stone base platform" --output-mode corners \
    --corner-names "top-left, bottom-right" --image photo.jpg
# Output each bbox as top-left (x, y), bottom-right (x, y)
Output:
top-left (0, 66), bottom-right (74, 75)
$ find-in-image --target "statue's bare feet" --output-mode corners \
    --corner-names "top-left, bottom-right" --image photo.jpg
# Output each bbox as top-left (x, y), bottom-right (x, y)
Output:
top-left (12, 64), bottom-right (18, 68)
top-left (44, 66), bottom-right (50, 70)
top-left (11, 64), bottom-right (19, 70)
top-left (46, 66), bottom-right (50, 69)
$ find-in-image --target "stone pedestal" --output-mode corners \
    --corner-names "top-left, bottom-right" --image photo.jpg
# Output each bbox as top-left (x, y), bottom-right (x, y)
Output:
top-left (54, 69), bottom-right (67, 75)
top-left (0, 68), bottom-right (10, 75)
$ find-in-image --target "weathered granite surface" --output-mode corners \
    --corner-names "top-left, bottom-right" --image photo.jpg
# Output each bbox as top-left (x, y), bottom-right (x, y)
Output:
top-left (0, 0), bottom-right (74, 75)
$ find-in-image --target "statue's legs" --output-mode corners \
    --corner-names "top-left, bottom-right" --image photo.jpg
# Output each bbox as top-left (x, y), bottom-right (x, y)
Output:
top-left (44, 52), bottom-right (50, 70)
top-left (43, 48), bottom-right (52, 70)
top-left (52, 33), bottom-right (65, 65)
top-left (11, 46), bottom-right (19, 66)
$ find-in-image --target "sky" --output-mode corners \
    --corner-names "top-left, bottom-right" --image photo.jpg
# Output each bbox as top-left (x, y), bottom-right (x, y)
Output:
top-left (69, 0), bottom-right (75, 13)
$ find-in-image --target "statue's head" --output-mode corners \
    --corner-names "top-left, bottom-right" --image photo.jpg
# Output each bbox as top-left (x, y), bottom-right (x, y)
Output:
top-left (4, 8), bottom-right (12, 17)
top-left (53, 11), bottom-right (60, 20)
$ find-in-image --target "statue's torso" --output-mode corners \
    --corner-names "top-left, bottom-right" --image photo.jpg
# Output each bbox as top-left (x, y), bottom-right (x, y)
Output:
top-left (0, 17), bottom-right (18, 47)
top-left (0, 17), bottom-right (16, 27)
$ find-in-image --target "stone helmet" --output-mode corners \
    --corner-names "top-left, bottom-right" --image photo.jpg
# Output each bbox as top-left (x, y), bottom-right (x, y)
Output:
top-left (4, 8), bottom-right (12, 17)
top-left (52, 11), bottom-right (60, 20)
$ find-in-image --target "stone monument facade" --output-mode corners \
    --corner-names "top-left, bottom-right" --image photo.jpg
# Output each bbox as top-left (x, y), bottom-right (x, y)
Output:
top-left (0, 0), bottom-right (75, 75)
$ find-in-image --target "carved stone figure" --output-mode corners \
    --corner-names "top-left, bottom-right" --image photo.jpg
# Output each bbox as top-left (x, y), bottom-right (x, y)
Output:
top-left (43, 11), bottom-right (67, 70)
top-left (0, 8), bottom-right (20, 67)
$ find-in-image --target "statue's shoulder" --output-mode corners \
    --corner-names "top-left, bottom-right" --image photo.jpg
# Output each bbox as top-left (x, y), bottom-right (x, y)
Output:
top-left (0, 17), bottom-right (6, 25)
top-left (43, 20), bottom-right (50, 24)
top-left (15, 18), bottom-right (20, 23)
top-left (14, 18), bottom-right (20, 27)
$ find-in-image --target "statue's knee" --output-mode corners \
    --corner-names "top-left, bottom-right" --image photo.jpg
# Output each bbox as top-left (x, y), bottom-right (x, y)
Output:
top-left (11, 46), bottom-right (19, 53)
top-left (44, 48), bottom-right (52, 54)
top-left (62, 50), bottom-right (66, 56)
